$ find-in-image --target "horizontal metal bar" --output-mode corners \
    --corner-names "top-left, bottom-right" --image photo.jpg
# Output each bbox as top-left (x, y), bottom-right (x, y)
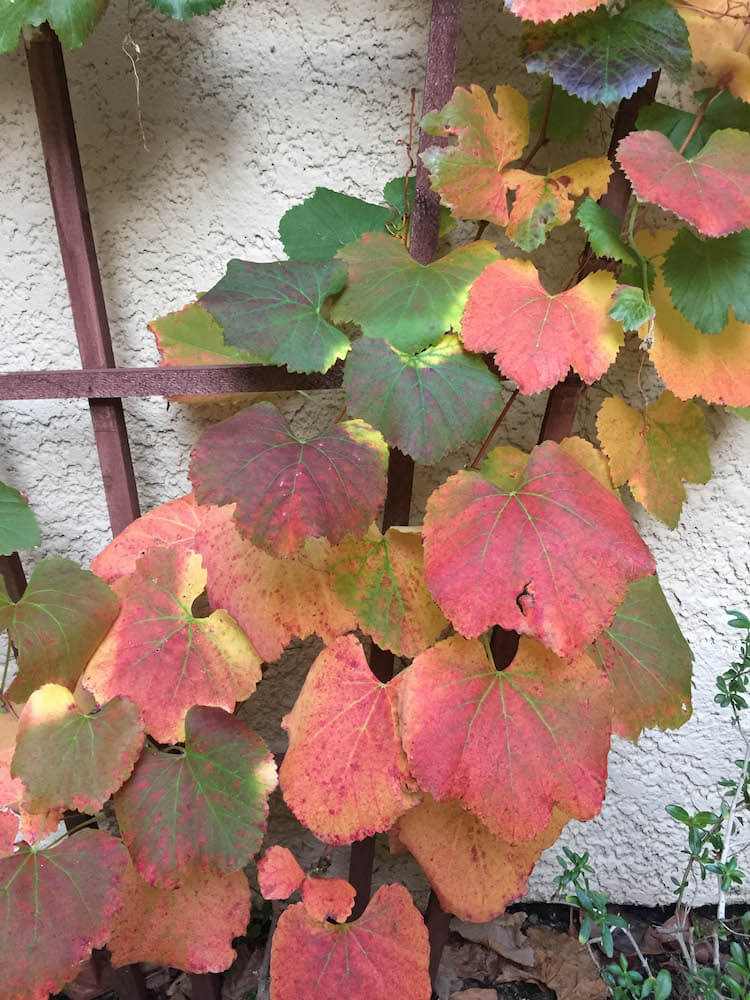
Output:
top-left (0, 363), bottom-right (345, 400)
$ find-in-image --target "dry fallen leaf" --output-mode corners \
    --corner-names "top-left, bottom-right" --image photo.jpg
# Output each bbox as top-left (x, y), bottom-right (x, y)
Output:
top-left (525, 926), bottom-right (606, 1000)
top-left (451, 912), bottom-right (534, 966)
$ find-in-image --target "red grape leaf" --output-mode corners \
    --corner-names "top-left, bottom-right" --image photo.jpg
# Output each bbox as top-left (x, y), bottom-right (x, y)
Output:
top-left (18, 804), bottom-right (63, 845)
top-left (301, 877), bottom-right (356, 922)
top-left (81, 548), bottom-right (262, 743)
top-left (505, 0), bottom-right (603, 20)
top-left (149, 301), bottom-right (256, 367)
top-left (108, 859), bottom-right (249, 973)
top-left (189, 402), bottom-right (388, 557)
top-left (590, 574), bottom-right (693, 741)
top-left (395, 795), bottom-right (568, 922)
top-left (115, 706), bottom-right (276, 887)
top-left (559, 436), bottom-right (615, 493)
top-left (0, 750), bottom-right (23, 809)
top-left (258, 845), bottom-right (305, 899)
top-left (329, 525), bottom-right (447, 658)
top-left (0, 829), bottom-right (127, 1000)
top-left (195, 503), bottom-right (356, 662)
top-left (671, 0), bottom-right (750, 102)
top-left (597, 391), bottom-right (711, 528)
top-left (332, 233), bottom-right (501, 352)
top-left (423, 441), bottom-right (655, 658)
top-left (0, 810), bottom-right (16, 856)
top-left (0, 557), bottom-right (119, 701)
top-left (280, 635), bottom-right (419, 845)
top-left (11, 684), bottom-right (144, 813)
top-left (618, 129), bottom-right (750, 237)
top-left (400, 636), bottom-right (612, 843)
top-left (270, 884), bottom-right (431, 1000)
top-left (461, 259), bottom-right (623, 395)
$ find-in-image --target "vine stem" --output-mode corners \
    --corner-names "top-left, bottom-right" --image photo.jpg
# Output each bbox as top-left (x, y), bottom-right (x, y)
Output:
top-left (677, 85), bottom-right (720, 156)
top-left (470, 389), bottom-right (519, 468)
top-left (519, 78), bottom-right (553, 170)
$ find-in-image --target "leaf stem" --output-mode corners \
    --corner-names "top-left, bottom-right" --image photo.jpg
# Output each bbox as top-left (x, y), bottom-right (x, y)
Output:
top-left (470, 389), bottom-right (519, 469)
top-left (677, 85), bottom-right (720, 156)
top-left (34, 812), bottom-right (104, 851)
top-left (519, 78), bottom-right (554, 171)
top-left (626, 199), bottom-right (652, 310)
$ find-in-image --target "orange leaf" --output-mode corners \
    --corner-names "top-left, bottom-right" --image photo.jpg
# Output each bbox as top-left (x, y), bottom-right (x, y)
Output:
top-left (301, 877), bottom-right (356, 922)
top-left (0, 810), bottom-right (16, 856)
top-left (258, 846), bottom-right (305, 899)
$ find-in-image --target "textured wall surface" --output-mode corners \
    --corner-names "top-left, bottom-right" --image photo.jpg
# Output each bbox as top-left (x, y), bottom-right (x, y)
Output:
top-left (0, 0), bottom-right (749, 908)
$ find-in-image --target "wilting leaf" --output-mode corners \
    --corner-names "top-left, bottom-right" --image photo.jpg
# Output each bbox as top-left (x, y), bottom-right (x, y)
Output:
top-left (461, 259), bottom-right (623, 395)
top-left (0, 558), bottom-right (119, 701)
top-left (196, 503), bottom-right (355, 662)
top-left (11, 685), bottom-right (144, 813)
top-left (591, 575), bottom-right (693, 741)
top-left (116, 706), bottom-right (276, 887)
top-left (506, 0), bottom-right (603, 20)
top-left (0, 0), bottom-right (107, 53)
top-left (576, 198), bottom-right (636, 266)
top-left (258, 846), bottom-right (305, 899)
top-left (301, 877), bottom-right (356, 922)
top-left (280, 635), bottom-right (419, 845)
top-left (399, 636), bottom-right (612, 843)
top-left (608, 286), bottom-right (655, 331)
top-left (0, 482), bottom-right (40, 556)
top-left (530, 83), bottom-right (596, 143)
top-left (396, 795), bottom-right (568, 922)
top-left (108, 859), bottom-right (249, 972)
top-left (637, 90), bottom-right (750, 159)
top-left (82, 548), bottom-right (262, 743)
top-left (189, 402), bottom-right (388, 557)
top-left (343, 335), bottom-right (504, 463)
top-left (332, 233), bottom-right (500, 351)
top-left (670, 0), bottom-right (750, 102)
top-left (279, 187), bottom-right (395, 260)
top-left (0, 829), bottom-right (127, 1000)
top-left (559, 436), bottom-right (615, 493)
top-left (149, 302), bottom-right (255, 367)
top-left (330, 525), bottom-right (447, 658)
top-left (423, 441), bottom-right (656, 657)
top-left (597, 391), bottom-right (711, 528)
top-left (146, 0), bottom-right (225, 18)
top-left (270, 884), bottom-right (431, 1000)
top-left (523, 0), bottom-right (691, 103)
top-left (662, 229), bottom-right (750, 334)
top-left (618, 130), bottom-right (750, 238)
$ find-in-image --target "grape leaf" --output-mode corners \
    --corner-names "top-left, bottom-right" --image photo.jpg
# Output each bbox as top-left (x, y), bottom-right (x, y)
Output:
top-left (559, 436), bottom-right (615, 493)
top-left (399, 636), bottom-right (612, 844)
top-left (81, 548), bottom-right (262, 743)
top-left (422, 441), bottom-right (656, 657)
top-left (279, 187), bottom-right (395, 260)
top-left (115, 706), bottom-right (276, 887)
top-left (618, 130), bottom-right (750, 238)
top-left (637, 90), bottom-right (750, 159)
top-left (0, 558), bottom-right (119, 702)
top-left (11, 685), bottom-right (144, 813)
top-left (395, 795), bottom-right (568, 922)
top-left (461, 259), bottom-right (623, 395)
top-left (0, 0), bottom-right (108, 53)
top-left (199, 258), bottom-right (350, 374)
top-left (329, 524), bottom-right (447, 658)
top-left (0, 811), bottom-right (16, 856)
top-left (591, 575), bottom-right (693, 741)
top-left (576, 198), bottom-right (637, 266)
top-left (530, 83), bottom-right (596, 143)
top-left (638, 230), bottom-right (750, 406)
top-left (506, 0), bottom-right (603, 20)
top-left (662, 229), bottom-right (750, 334)
top-left (0, 482), bottom-right (40, 556)
top-left (108, 859), bottom-right (249, 972)
top-left (149, 302), bottom-right (256, 367)
top-left (730, 406), bottom-right (750, 420)
top-left (670, 0), bottom-right (750, 102)
top-left (146, 0), bottom-right (225, 18)
top-left (522, 0), bottom-right (691, 104)
top-left (280, 635), bottom-right (419, 844)
top-left (189, 402), bottom-right (388, 557)
top-left (597, 391), bottom-right (711, 528)
top-left (301, 877), bottom-right (356, 922)
top-left (0, 829), bottom-right (127, 1000)
top-left (270, 884), bottom-right (431, 1000)
top-left (332, 233), bottom-right (500, 352)
top-left (608, 285), bottom-right (655, 331)
top-left (258, 846), bottom-right (305, 899)
top-left (343, 334), bottom-right (504, 463)
top-left (196, 503), bottom-right (356, 662)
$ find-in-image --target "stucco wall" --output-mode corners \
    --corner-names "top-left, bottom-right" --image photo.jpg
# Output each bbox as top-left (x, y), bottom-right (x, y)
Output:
top-left (0, 0), bottom-right (749, 908)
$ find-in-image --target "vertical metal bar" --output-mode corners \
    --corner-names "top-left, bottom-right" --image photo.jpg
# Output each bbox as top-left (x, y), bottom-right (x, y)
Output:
top-left (24, 24), bottom-right (140, 537)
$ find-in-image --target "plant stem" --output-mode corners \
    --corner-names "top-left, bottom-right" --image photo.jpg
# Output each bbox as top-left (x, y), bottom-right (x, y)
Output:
top-left (626, 198), bottom-right (651, 309)
top-left (519, 78), bottom-right (553, 170)
top-left (716, 725), bottom-right (750, 923)
top-left (470, 389), bottom-right (519, 468)
top-left (678, 85), bottom-right (720, 156)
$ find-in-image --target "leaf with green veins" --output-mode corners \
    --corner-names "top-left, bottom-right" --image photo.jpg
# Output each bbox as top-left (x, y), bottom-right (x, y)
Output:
top-left (530, 83), bottom-right (596, 143)
top-left (0, 481), bottom-right (40, 556)
top-left (637, 90), bottom-right (750, 159)
top-left (576, 198), bottom-right (636, 266)
top-left (81, 548), bottom-right (262, 743)
top-left (146, 0), bottom-right (225, 19)
top-left (115, 706), bottom-right (277, 887)
top-left (149, 302), bottom-right (257, 367)
top-left (608, 285), bottom-right (655, 331)
top-left (0, 0), bottom-right (108, 53)
top-left (590, 575), bottom-right (693, 742)
top-left (11, 685), bottom-right (144, 813)
top-left (0, 558), bottom-right (119, 701)
top-left (662, 229), bottom-right (750, 334)
top-left (199, 258), bottom-right (349, 374)
top-left (332, 233), bottom-right (500, 352)
top-left (343, 335), bottom-right (504, 463)
top-left (279, 188), bottom-right (396, 261)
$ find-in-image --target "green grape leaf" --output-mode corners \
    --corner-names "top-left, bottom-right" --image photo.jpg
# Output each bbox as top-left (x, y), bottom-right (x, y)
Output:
top-left (662, 228), bottom-right (750, 334)
top-left (608, 285), bottom-right (655, 331)
top-left (730, 406), bottom-right (750, 420)
top-left (383, 175), bottom-right (455, 239)
top-left (576, 198), bottom-right (636, 266)
top-left (522, 0), bottom-right (691, 104)
top-left (199, 259), bottom-right (349, 374)
top-left (530, 82), bottom-right (596, 143)
top-left (145, 0), bottom-right (225, 19)
top-left (0, 0), bottom-right (107, 53)
top-left (637, 90), bottom-right (750, 159)
top-left (0, 558), bottom-right (119, 701)
top-left (149, 302), bottom-right (257, 367)
top-left (343, 334), bottom-right (504, 463)
top-left (332, 233), bottom-right (500, 352)
top-left (279, 188), bottom-right (395, 261)
top-left (0, 482), bottom-right (40, 556)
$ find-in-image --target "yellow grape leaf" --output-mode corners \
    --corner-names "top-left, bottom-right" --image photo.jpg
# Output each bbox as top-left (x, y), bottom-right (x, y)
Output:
top-left (670, 0), bottom-right (750, 102)
top-left (560, 436), bottom-right (616, 493)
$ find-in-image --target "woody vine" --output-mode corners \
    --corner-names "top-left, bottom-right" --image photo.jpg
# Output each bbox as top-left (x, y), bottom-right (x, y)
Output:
top-left (1, 0), bottom-right (750, 998)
